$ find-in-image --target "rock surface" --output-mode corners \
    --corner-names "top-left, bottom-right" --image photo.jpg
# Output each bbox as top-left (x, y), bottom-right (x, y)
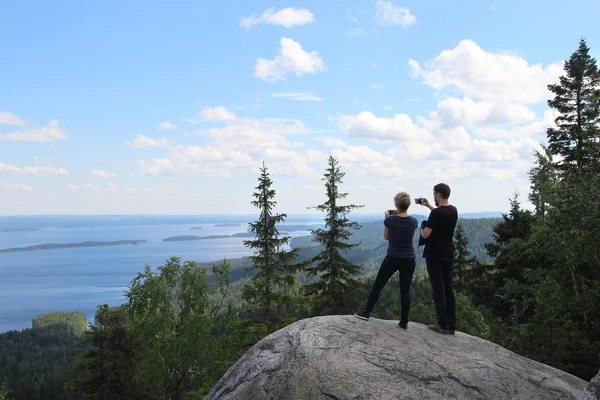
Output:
top-left (581, 369), bottom-right (600, 400)
top-left (205, 316), bottom-right (588, 400)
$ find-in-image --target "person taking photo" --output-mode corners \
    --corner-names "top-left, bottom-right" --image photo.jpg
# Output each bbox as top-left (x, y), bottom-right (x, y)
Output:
top-left (354, 192), bottom-right (418, 330)
top-left (419, 183), bottom-right (458, 335)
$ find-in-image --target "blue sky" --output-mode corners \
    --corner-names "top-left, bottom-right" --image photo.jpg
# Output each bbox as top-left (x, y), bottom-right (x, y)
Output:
top-left (1, 0), bottom-right (599, 215)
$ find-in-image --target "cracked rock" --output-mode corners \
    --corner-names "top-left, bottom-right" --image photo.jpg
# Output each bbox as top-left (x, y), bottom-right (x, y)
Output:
top-left (203, 316), bottom-right (588, 400)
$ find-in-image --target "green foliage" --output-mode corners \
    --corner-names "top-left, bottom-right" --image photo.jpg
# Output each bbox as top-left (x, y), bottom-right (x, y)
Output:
top-left (453, 222), bottom-right (476, 293)
top-left (0, 313), bottom-right (87, 400)
top-left (465, 38), bottom-right (600, 382)
top-left (242, 163), bottom-right (307, 332)
top-left (0, 382), bottom-right (11, 400)
top-left (303, 155), bottom-right (364, 314)
top-left (65, 305), bottom-right (138, 400)
top-left (32, 312), bottom-right (88, 335)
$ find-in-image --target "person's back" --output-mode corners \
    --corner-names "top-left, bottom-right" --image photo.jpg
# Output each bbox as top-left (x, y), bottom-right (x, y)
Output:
top-left (386, 215), bottom-right (418, 258)
top-left (424, 205), bottom-right (458, 258)
top-left (354, 192), bottom-right (418, 329)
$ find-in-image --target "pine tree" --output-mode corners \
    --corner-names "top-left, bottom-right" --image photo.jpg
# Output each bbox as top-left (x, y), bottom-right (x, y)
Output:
top-left (453, 221), bottom-right (474, 293)
top-left (242, 162), bottom-right (304, 332)
top-left (528, 145), bottom-right (556, 218)
top-left (303, 155), bottom-right (364, 315)
top-left (547, 38), bottom-right (600, 173)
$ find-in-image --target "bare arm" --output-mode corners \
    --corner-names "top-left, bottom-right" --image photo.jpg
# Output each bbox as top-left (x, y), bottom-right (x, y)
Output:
top-left (421, 226), bottom-right (432, 239)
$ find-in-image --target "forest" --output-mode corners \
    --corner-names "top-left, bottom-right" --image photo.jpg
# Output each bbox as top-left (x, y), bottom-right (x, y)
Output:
top-left (0, 38), bottom-right (598, 399)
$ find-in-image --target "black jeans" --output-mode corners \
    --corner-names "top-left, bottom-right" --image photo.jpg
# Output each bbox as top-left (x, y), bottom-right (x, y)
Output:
top-left (365, 256), bottom-right (416, 323)
top-left (426, 255), bottom-right (456, 329)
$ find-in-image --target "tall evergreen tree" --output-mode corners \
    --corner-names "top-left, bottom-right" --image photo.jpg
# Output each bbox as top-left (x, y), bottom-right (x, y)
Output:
top-left (242, 163), bottom-right (304, 332)
top-left (547, 38), bottom-right (600, 173)
top-left (303, 155), bottom-right (364, 315)
top-left (453, 221), bottom-right (474, 293)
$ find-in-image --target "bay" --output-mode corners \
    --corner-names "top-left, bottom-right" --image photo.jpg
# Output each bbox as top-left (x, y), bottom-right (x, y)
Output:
top-left (0, 222), bottom-right (314, 333)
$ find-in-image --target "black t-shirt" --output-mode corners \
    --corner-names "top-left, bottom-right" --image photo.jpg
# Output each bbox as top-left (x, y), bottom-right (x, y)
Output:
top-left (424, 205), bottom-right (458, 258)
top-left (384, 215), bottom-right (418, 258)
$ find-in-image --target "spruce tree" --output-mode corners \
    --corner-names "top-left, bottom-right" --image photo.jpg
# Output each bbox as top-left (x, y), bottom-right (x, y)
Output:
top-left (453, 221), bottom-right (474, 293)
top-left (304, 155), bottom-right (364, 315)
top-left (547, 38), bottom-right (600, 173)
top-left (242, 162), bottom-right (303, 332)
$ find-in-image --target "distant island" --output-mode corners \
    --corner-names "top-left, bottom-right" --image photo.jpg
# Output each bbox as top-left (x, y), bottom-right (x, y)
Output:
top-left (214, 223), bottom-right (242, 227)
top-left (163, 235), bottom-right (230, 242)
top-left (162, 232), bottom-right (293, 241)
top-left (189, 227), bottom-right (203, 230)
top-left (1, 228), bottom-right (42, 232)
top-left (0, 240), bottom-right (147, 253)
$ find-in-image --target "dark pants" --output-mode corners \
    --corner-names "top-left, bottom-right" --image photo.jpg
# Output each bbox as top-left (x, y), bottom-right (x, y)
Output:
top-left (426, 255), bottom-right (456, 329)
top-left (365, 256), bottom-right (416, 323)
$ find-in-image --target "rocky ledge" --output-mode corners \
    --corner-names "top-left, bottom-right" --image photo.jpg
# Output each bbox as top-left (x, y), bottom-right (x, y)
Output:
top-left (205, 315), bottom-right (589, 400)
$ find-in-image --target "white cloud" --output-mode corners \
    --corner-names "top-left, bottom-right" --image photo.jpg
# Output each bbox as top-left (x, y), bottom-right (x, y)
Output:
top-left (33, 156), bottom-right (40, 165)
top-left (92, 169), bottom-right (117, 178)
top-left (200, 106), bottom-right (238, 122)
top-left (269, 92), bottom-right (323, 101)
top-left (331, 145), bottom-right (407, 178)
top-left (0, 112), bottom-right (26, 126)
top-left (240, 7), bottom-right (315, 29)
top-left (334, 111), bottom-right (434, 142)
top-left (408, 39), bottom-right (563, 103)
top-left (369, 84), bottom-right (387, 89)
top-left (0, 162), bottom-right (69, 176)
top-left (384, 106), bottom-right (392, 111)
top-left (158, 121), bottom-right (178, 130)
top-left (475, 110), bottom-right (558, 139)
top-left (347, 28), bottom-right (375, 37)
top-left (189, 115), bottom-right (320, 151)
top-left (84, 183), bottom-right (100, 191)
top-left (66, 184), bottom-right (80, 190)
top-left (0, 180), bottom-right (33, 191)
top-left (255, 37), bottom-right (326, 82)
top-left (375, 0), bottom-right (416, 28)
top-left (0, 120), bottom-right (68, 142)
top-left (126, 134), bottom-right (170, 149)
top-left (107, 182), bottom-right (119, 191)
top-left (136, 109), bottom-right (324, 179)
top-left (431, 97), bottom-right (536, 129)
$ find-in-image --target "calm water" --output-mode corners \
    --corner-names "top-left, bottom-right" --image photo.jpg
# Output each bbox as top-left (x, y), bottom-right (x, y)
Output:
top-left (0, 222), bottom-right (313, 332)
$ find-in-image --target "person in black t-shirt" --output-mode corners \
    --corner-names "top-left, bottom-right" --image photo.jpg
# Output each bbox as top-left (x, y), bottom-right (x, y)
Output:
top-left (354, 192), bottom-right (418, 330)
top-left (419, 183), bottom-right (458, 335)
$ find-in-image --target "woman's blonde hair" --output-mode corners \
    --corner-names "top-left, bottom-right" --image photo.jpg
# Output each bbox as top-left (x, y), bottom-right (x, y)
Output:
top-left (394, 192), bottom-right (411, 211)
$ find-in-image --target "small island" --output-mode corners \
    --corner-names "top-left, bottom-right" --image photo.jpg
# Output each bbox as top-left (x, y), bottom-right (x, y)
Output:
top-left (163, 235), bottom-right (230, 242)
top-left (214, 223), bottom-right (242, 227)
top-left (0, 240), bottom-right (147, 253)
top-left (1, 228), bottom-right (42, 232)
top-left (189, 227), bottom-right (203, 230)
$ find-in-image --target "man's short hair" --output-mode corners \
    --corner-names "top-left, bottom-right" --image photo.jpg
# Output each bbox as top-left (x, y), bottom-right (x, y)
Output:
top-left (434, 183), bottom-right (451, 199)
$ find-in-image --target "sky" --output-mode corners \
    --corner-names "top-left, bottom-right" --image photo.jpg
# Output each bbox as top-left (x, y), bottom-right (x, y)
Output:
top-left (1, 0), bottom-right (599, 216)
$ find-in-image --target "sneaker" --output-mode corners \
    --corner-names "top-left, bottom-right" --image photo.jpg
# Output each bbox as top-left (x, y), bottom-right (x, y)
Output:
top-left (449, 326), bottom-right (456, 335)
top-left (398, 321), bottom-right (408, 330)
top-left (354, 310), bottom-right (370, 321)
top-left (427, 324), bottom-right (449, 335)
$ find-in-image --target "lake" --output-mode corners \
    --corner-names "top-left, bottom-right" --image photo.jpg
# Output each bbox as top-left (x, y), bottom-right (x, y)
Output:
top-left (0, 220), bottom-right (316, 332)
